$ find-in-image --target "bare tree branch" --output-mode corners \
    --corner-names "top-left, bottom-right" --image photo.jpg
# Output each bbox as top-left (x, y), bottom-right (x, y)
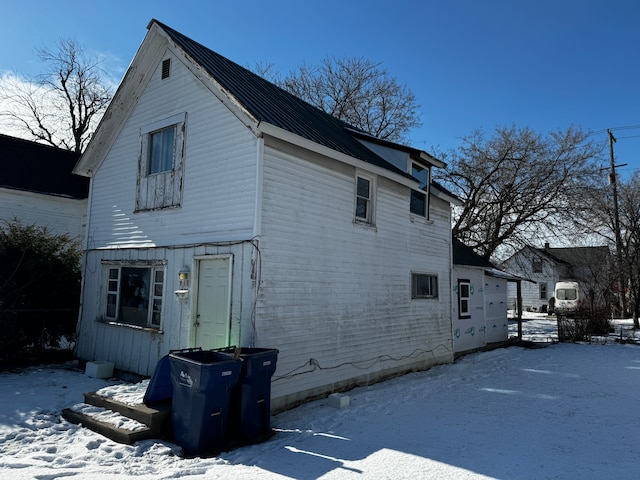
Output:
top-left (0, 38), bottom-right (113, 153)
top-left (438, 124), bottom-right (604, 260)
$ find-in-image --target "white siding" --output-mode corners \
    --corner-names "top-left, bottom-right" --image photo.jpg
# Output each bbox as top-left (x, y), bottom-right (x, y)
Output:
top-left (484, 276), bottom-right (509, 343)
top-left (86, 49), bottom-right (258, 250)
top-left (0, 187), bottom-right (86, 239)
top-left (452, 266), bottom-right (485, 353)
top-left (76, 241), bottom-right (256, 375)
top-left (504, 252), bottom-right (557, 312)
top-left (77, 49), bottom-right (262, 374)
top-left (452, 267), bottom-right (509, 354)
top-left (257, 145), bottom-right (453, 410)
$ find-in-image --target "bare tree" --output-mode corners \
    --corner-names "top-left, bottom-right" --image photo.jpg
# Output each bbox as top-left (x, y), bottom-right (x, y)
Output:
top-left (0, 38), bottom-right (113, 153)
top-left (256, 56), bottom-right (421, 143)
top-left (592, 172), bottom-right (640, 324)
top-left (438, 124), bottom-right (603, 261)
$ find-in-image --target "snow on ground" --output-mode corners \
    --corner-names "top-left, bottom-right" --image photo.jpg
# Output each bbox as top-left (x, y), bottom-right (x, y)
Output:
top-left (1, 316), bottom-right (640, 479)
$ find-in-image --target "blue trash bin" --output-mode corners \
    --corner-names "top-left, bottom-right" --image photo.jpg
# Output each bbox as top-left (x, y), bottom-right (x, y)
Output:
top-left (225, 347), bottom-right (279, 442)
top-left (169, 349), bottom-right (242, 456)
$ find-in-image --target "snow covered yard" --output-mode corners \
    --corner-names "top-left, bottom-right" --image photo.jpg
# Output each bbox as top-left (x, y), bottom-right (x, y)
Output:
top-left (2, 318), bottom-right (640, 479)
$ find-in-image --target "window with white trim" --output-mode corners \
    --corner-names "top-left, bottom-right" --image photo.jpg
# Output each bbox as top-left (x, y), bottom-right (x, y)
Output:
top-left (355, 174), bottom-right (375, 224)
top-left (458, 279), bottom-right (471, 318)
top-left (412, 273), bottom-right (438, 299)
top-left (136, 113), bottom-right (186, 211)
top-left (105, 264), bottom-right (164, 328)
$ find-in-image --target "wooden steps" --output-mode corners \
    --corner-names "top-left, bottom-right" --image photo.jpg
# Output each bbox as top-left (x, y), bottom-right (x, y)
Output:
top-left (62, 391), bottom-right (171, 445)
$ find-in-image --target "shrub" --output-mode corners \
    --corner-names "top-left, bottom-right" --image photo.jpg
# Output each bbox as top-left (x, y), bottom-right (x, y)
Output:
top-left (0, 219), bottom-right (81, 367)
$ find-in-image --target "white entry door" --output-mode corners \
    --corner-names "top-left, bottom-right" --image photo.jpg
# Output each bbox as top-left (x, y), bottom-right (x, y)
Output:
top-left (194, 256), bottom-right (232, 349)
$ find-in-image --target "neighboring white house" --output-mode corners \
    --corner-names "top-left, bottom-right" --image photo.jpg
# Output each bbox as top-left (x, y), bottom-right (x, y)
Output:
top-left (0, 133), bottom-right (88, 238)
top-left (452, 238), bottom-right (513, 355)
top-left (501, 243), bottom-right (611, 313)
top-left (73, 20), bottom-right (460, 411)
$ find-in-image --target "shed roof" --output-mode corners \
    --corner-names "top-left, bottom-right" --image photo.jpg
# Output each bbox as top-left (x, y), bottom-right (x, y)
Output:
top-left (0, 134), bottom-right (88, 199)
top-left (452, 237), bottom-right (495, 268)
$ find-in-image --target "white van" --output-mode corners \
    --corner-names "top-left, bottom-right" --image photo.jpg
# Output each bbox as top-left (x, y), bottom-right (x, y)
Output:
top-left (554, 281), bottom-right (580, 314)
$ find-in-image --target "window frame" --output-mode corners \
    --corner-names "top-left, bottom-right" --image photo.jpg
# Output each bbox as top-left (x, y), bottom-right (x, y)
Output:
top-left (147, 125), bottom-right (176, 175)
top-left (411, 273), bottom-right (439, 299)
top-left (532, 258), bottom-right (543, 273)
top-left (354, 172), bottom-right (375, 225)
top-left (136, 112), bottom-right (187, 212)
top-left (458, 279), bottom-right (471, 318)
top-left (539, 282), bottom-right (548, 300)
top-left (103, 261), bottom-right (166, 330)
top-left (410, 161), bottom-right (430, 218)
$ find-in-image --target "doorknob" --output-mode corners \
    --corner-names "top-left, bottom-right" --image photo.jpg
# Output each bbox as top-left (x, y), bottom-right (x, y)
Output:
top-left (195, 313), bottom-right (200, 327)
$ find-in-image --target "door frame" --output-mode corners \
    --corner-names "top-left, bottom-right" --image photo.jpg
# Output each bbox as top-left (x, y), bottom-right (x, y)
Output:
top-left (190, 254), bottom-right (234, 348)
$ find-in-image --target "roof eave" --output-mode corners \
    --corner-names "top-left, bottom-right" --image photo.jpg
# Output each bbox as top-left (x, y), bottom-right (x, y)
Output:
top-left (258, 121), bottom-right (420, 189)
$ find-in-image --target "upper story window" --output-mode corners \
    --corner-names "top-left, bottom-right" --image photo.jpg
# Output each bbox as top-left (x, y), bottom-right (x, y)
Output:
top-left (136, 113), bottom-right (186, 211)
top-left (410, 162), bottom-right (429, 218)
top-left (532, 258), bottom-right (543, 273)
top-left (148, 126), bottom-right (175, 174)
top-left (355, 173), bottom-right (375, 224)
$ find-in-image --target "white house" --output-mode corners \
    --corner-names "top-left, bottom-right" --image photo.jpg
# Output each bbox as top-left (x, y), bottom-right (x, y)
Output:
top-left (452, 238), bottom-right (513, 354)
top-left (73, 20), bottom-right (460, 411)
top-left (0, 133), bottom-right (88, 238)
top-left (501, 243), bottom-right (612, 313)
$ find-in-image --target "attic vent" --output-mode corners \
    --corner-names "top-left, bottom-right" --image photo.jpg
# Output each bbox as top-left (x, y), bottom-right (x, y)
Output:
top-left (161, 58), bottom-right (171, 79)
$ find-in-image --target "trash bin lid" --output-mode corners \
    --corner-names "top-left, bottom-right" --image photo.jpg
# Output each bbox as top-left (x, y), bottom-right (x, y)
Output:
top-left (143, 354), bottom-right (173, 405)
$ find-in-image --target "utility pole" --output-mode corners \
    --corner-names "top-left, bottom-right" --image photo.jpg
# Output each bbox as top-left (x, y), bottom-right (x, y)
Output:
top-left (608, 129), bottom-right (627, 317)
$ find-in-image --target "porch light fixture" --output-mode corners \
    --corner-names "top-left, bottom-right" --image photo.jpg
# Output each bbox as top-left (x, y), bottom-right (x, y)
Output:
top-left (178, 266), bottom-right (190, 289)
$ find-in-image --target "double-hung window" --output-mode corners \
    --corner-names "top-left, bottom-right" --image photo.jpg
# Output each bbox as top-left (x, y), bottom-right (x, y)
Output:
top-left (355, 173), bottom-right (375, 224)
top-left (458, 279), bottom-right (471, 318)
top-left (136, 113), bottom-right (187, 211)
top-left (105, 263), bottom-right (165, 329)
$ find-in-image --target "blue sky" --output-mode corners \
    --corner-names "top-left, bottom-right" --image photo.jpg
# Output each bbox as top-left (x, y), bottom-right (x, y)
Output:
top-left (2, 0), bottom-right (639, 177)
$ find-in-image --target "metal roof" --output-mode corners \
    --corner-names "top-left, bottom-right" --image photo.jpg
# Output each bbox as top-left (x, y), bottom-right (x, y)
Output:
top-left (152, 20), bottom-right (414, 180)
top-left (0, 134), bottom-right (88, 199)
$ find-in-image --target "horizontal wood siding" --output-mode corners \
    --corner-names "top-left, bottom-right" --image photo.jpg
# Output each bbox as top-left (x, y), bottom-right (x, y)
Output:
top-left (87, 48), bottom-right (257, 250)
top-left (256, 146), bottom-right (453, 410)
top-left (0, 188), bottom-right (86, 239)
